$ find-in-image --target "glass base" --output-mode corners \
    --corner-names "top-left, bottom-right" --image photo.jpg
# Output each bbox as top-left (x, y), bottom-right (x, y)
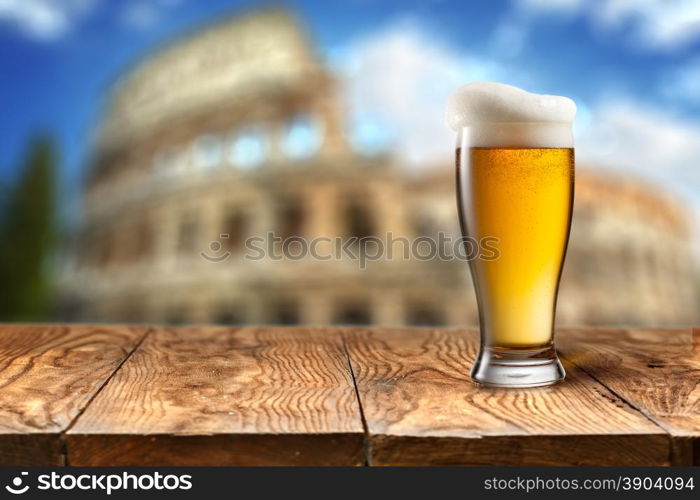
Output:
top-left (470, 346), bottom-right (566, 388)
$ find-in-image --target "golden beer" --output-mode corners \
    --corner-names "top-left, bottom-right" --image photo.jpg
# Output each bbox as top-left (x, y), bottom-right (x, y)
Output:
top-left (457, 147), bottom-right (574, 349)
top-left (448, 82), bottom-right (576, 387)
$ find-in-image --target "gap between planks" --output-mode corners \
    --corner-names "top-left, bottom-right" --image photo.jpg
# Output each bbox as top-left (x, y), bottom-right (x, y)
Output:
top-left (340, 329), bottom-right (372, 466)
top-left (557, 349), bottom-right (670, 434)
top-left (556, 347), bottom-right (680, 465)
top-left (58, 326), bottom-right (154, 466)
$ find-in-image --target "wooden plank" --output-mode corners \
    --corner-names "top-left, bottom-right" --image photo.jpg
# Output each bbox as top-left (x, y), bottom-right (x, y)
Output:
top-left (344, 327), bottom-right (670, 466)
top-left (0, 324), bottom-right (148, 465)
top-left (67, 326), bottom-right (365, 465)
top-left (558, 328), bottom-right (700, 465)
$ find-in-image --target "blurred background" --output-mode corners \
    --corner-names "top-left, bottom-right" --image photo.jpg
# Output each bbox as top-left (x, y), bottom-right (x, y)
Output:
top-left (0, 0), bottom-right (698, 326)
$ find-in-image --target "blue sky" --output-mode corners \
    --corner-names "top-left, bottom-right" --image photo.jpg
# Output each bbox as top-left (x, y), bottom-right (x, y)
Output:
top-left (1, 0), bottom-right (700, 222)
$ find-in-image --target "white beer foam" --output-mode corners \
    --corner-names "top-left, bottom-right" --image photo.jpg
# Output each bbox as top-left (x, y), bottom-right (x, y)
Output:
top-left (447, 82), bottom-right (576, 148)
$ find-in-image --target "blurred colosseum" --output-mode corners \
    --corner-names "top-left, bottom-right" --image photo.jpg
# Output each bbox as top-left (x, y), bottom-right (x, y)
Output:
top-left (57, 8), bottom-right (699, 327)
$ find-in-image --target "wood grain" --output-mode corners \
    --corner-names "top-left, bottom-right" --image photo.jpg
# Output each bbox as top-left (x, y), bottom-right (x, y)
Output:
top-left (343, 327), bottom-right (669, 466)
top-left (0, 324), bottom-right (148, 465)
top-left (3, 325), bottom-right (696, 466)
top-left (66, 326), bottom-right (364, 465)
top-left (558, 328), bottom-right (700, 465)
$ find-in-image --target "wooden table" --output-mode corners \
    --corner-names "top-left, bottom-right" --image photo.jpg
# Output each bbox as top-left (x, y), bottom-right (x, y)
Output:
top-left (0, 325), bottom-right (697, 466)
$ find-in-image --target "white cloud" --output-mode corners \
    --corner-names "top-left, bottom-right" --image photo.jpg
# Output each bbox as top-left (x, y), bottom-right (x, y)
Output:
top-left (662, 59), bottom-right (700, 105)
top-left (0, 0), bottom-right (96, 40)
top-left (578, 100), bottom-right (700, 256)
top-left (577, 99), bottom-right (700, 208)
top-left (122, 2), bottom-right (158, 29)
top-left (517, 0), bottom-right (583, 12)
top-left (515, 0), bottom-right (700, 50)
top-left (121, 0), bottom-right (183, 30)
top-left (341, 20), bottom-right (508, 166)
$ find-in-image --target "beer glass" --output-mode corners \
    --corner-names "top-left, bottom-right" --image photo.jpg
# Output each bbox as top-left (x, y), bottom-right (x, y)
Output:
top-left (456, 120), bottom-right (574, 387)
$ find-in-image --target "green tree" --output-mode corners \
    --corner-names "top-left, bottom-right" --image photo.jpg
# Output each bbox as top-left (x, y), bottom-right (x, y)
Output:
top-left (0, 136), bottom-right (57, 320)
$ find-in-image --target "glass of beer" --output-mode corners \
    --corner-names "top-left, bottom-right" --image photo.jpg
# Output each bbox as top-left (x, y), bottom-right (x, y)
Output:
top-left (448, 82), bottom-right (576, 387)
